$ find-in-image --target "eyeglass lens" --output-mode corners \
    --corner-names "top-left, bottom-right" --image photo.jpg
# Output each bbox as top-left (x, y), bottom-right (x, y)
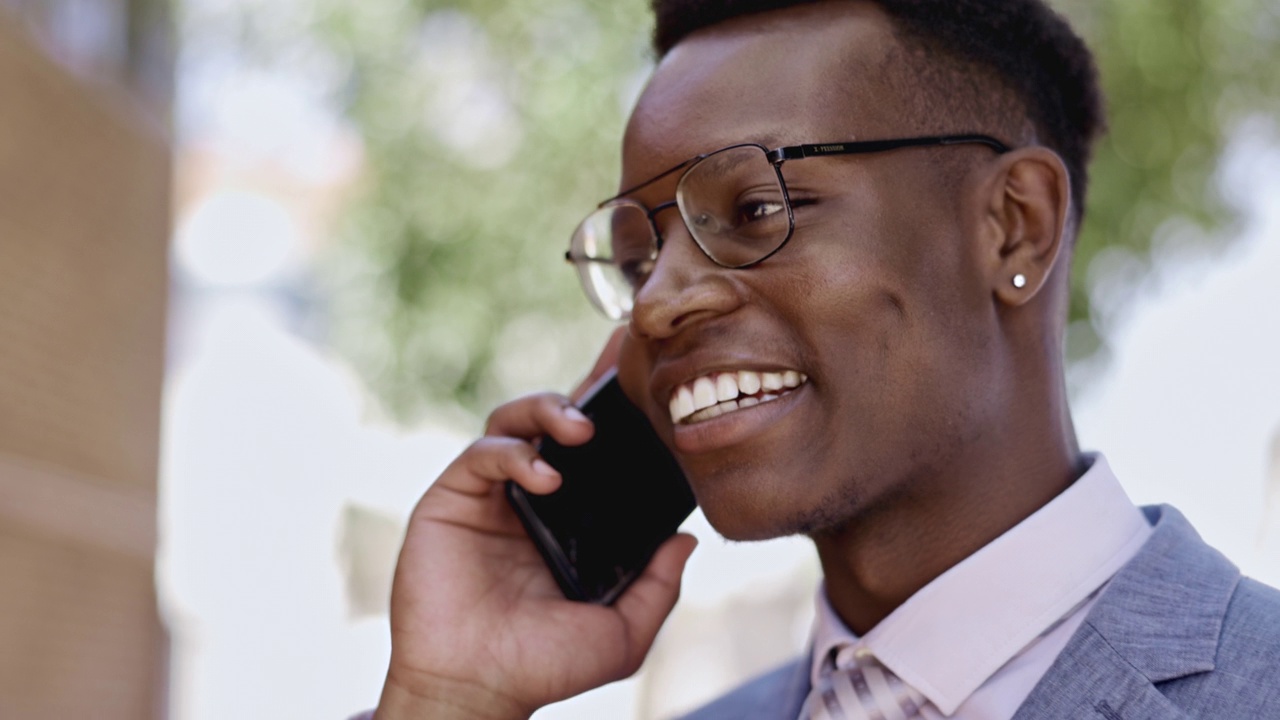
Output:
top-left (570, 145), bottom-right (788, 319)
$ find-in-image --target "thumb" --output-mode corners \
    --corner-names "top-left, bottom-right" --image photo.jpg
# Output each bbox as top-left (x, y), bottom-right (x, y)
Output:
top-left (612, 533), bottom-right (698, 666)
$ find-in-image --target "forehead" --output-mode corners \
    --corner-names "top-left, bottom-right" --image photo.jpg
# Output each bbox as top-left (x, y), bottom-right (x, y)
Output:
top-left (623, 2), bottom-right (906, 179)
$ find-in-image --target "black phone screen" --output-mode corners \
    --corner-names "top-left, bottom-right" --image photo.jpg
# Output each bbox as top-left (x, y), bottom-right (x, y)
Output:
top-left (506, 370), bottom-right (696, 605)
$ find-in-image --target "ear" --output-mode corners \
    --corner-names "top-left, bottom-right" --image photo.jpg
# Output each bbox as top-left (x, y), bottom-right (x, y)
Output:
top-left (981, 147), bottom-right (1072, 307)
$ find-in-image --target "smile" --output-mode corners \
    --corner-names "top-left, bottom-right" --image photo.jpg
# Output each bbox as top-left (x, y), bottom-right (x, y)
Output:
top-left (668, 370), bottom-right (809, 425)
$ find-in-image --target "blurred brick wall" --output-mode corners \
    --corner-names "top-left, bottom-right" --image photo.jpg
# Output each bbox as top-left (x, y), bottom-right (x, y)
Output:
top-left (0, 14), bottom-right (169, 719)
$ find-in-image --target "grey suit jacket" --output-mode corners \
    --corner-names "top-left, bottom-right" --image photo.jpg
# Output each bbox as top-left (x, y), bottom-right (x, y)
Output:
top-left (680, 505), bottom-right (1280, 719)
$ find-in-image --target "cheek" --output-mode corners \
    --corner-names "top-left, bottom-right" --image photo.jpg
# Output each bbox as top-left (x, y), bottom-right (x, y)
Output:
top-left (781, 198), bottom-right (986, 416)
top-left (781, 202), bottom-right (915, 344)
top-left (616, 335), bottom-right (656, 416)
top-left (830, 189), bottom-right (986, 353)
top-left (819, 162), bottom-right (977, 294)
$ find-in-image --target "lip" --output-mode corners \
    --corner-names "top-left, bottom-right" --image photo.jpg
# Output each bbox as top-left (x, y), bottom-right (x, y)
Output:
top-left (669, 381), bottom-right (810, 455)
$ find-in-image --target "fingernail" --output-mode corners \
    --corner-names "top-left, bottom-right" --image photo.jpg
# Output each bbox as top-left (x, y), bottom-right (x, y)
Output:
top-left (532, 458), bottom-right (558, 476)
top-left (563, 405), bottom-right (588, 423)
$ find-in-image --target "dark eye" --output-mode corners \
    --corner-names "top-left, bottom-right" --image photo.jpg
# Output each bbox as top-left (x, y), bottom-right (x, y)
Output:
top-left (738, 199), bottom-right (785, 222)
top-left (619, 257), bottom-right (655, 289)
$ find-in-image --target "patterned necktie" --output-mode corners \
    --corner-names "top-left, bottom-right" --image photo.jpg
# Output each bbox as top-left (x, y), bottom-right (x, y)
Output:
top-left (801, 646), bottom-right (930, 720)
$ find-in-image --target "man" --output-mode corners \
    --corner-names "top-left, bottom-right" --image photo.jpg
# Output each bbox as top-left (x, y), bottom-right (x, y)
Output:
top-left (363, 1), bottom-right (1280, 718)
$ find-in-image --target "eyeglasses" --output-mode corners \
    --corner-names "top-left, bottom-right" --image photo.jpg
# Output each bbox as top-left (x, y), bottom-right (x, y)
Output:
top-left (566, 134), bottom-right (1011, 320)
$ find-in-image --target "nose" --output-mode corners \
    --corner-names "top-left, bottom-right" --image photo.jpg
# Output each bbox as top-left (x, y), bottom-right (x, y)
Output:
top-left (629, 209), bottom-right (743, 341)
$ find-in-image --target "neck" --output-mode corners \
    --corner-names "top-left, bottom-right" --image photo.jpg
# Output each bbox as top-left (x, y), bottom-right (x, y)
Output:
top-left (812, 378), bottom-right (1084, 635)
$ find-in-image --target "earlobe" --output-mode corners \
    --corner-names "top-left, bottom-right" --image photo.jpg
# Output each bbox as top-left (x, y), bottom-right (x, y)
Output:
top-left (987, 148), bottom-right (1071, 307)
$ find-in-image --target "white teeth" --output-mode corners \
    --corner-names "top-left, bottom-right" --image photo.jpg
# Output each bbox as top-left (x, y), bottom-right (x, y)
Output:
top-left (692, 377), bottom-right (717, 410)
top-left (687, 398), bottom-right (738, 424)
top-left (669, 368), bottom-right (809, 425)
top-left (716, 373), bottom-right (738, 401)
top-left (678, 385), bottom-right (695, 413)
top-left (670, 385), bottom-right (695, 423)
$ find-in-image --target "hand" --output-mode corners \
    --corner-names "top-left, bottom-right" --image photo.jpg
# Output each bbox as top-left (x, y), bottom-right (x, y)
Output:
top-left (375, 389), bottom-right (697, 720)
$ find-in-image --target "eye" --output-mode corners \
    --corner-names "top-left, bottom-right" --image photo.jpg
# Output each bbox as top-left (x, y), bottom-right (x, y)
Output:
top-left (619, 257), bottom-right (655, 289)
top-left (738, 199), bottom-right (785, 222)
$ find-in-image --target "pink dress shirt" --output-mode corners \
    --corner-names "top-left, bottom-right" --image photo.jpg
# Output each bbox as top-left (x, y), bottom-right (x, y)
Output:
top-left (807, 454), bottom-right (1153, 719)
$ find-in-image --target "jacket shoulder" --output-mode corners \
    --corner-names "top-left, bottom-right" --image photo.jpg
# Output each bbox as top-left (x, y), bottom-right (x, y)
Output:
top-left (677, 657), bottom-right (808, 720)
top-left (1214, 577), bottom-right (1280, 677)
top-left (1160, 576), bottom-right (1280, 713)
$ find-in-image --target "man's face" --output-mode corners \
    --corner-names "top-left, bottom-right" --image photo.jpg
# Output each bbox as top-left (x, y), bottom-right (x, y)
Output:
top-left (615, 3), bottom-right (1005, 540)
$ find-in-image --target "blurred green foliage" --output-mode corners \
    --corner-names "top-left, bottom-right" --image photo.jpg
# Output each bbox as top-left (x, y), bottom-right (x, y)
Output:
top-left (310, 0), bottom-right (1280, 423)
top-left (314, 0), bottom-right (650, 421)
top-left (1058, 0), bottom-right (1280, 366)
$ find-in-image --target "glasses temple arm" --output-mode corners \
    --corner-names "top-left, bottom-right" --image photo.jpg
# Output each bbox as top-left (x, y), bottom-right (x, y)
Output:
top-left (768, 134), bottom-right (1012, 162)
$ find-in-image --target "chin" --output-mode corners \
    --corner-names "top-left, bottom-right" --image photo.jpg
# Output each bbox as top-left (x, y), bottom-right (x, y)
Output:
top-left (691, 466), bottom-right (869, 541)
top-left (700, 507), bottom-right (795, 542)
top-left (693, 486), bottom-right (840, 542)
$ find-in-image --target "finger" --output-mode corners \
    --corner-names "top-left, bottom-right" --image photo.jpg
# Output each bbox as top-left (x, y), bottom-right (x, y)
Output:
top-left (611, 533), bottom-right (698, 667)
top-left (570, 327), bottom-right (626, 402)
top-left (485, 393), bottom-right (594, 446)
top-left (434, 436), bottom-right (563, 498)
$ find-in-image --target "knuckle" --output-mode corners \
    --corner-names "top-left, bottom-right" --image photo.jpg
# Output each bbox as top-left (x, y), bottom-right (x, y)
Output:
top-left (466, 436), bottom-right (519, 456)
top-left (531, 392), bottom-right (570, 417)
top-left (451, 437), bottom-right (534, 483)
top-left (481, 437), bottom-right (537, 470)
top-left (483, 392), bottom-right (568, 435)
top-left (460, 437), bottom-right (505, 464)
top-left (522, 391), bottom-right (565, 411)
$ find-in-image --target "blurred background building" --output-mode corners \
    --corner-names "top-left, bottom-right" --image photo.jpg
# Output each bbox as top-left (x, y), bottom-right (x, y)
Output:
top-left (0, 0), bottom-right (171, 717)
top-left (1, 0), bottom-right (1278, 718)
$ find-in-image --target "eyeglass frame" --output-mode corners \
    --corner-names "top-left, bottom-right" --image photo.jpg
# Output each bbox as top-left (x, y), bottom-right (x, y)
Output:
top-left (565, 133), bottom-right (1013, 315)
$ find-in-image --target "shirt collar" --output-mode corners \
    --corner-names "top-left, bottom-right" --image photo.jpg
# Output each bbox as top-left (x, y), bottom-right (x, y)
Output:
top-left (809, 453), bottom-right (1153, 715)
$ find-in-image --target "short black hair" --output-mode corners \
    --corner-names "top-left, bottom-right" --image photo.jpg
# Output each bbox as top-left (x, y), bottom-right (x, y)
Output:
top-left (651, 0), bottom-right (1106, 225)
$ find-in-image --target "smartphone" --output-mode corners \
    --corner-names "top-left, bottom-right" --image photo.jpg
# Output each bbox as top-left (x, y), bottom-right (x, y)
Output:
top-left (506, 369), bottom-right (697, 605)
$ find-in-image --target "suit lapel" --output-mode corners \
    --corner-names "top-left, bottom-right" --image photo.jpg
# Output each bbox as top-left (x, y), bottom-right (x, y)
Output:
top-left (777, 654), bottom-right (810, 719)
top-left (744, 655), bottom-right (809, 720)
top-left (1012, 624), bottom-right (1191, 720)
top-left (752, 654), bottom-right (811, 720)
top-left (679, 654), bottom-right (810, 720)
top-left (1013, 506), bottom-right (1240, 720)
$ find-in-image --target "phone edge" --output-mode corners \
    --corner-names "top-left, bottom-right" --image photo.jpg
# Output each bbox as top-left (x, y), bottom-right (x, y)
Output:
top-left (504, 480), bottom-right (591, 602)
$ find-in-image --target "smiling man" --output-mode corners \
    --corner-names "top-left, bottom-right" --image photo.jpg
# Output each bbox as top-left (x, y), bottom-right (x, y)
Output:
top-left (363, 1), bottom-right (1280, 719)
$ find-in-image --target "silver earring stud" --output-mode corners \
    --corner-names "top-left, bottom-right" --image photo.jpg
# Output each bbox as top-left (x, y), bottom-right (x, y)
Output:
top-left (1012, 274), bottom-right (1028, 289)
